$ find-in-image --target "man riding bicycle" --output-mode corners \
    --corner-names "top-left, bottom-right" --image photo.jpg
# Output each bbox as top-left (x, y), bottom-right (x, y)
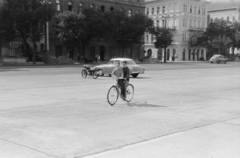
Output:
top-left (112, 61), bottom-right (130, 101)
top-left (122, 60), bottom-right (130, 84)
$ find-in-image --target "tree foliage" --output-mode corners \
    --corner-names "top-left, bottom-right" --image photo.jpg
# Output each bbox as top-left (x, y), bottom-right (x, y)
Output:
top-left (149, 27), bottom-right (174, 62)
top-left (0, 0), bottom-right (55, 63)
top-left (55, 9), bottom-right (153, 57)
top-left (189, 19), bottom-right (240, 56)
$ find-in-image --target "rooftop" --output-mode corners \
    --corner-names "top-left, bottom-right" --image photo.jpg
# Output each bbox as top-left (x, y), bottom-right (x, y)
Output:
top-left (208, 0), bottom-right (240, 11)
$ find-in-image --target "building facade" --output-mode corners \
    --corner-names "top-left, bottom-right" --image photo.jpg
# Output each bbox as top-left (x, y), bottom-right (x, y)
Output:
top-left (48, 0), bottom-right (145, 62)
top-left (145, 0), bottom-right (210, 62)
top-left (208, 0), bottom-right (240, 55)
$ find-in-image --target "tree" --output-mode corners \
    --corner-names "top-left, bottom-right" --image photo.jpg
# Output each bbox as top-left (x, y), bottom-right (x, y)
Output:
top-left (55, 10), bottom-right (86, 54)
top-left (228, 21), bottom-right (240, 56)
top-left (103, 11), bottom-right (153, 58)
top-left (150, 27), bottom-right (174, 62)
top-left (0, 0), bottom-right (55, 64)
top-left (55, 8), bottom-right (106, 57)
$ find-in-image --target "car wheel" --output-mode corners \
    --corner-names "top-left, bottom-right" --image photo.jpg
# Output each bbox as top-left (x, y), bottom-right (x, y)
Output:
top-left (224, 61), bottom-right (227, 64)
top-left (109, 74), bottom-right (112, 77)
top-left (132, 74), bottom-right (139, 78)
top-left (217, 60), bottom-right (220, 64)
top-left (211, 62), bottom-right (213, 64)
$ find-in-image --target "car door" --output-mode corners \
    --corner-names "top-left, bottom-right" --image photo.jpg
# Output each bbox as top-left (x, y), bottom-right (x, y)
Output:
top-left (105, 60), bottom-right (116, 74)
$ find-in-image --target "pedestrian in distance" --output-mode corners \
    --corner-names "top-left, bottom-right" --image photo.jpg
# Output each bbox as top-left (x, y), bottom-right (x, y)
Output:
top-left (97, 54), bottom-right (100, 62)
top-left (95, 54), bottom-right (98, 63)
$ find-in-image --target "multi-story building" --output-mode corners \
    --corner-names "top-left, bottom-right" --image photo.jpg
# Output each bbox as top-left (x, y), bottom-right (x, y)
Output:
top-left (208, 0), bottom-right (240, 55)
top-left (48, 0), bottom-right (145, 62)
top-left (145, 0), bottom-right (210, 61)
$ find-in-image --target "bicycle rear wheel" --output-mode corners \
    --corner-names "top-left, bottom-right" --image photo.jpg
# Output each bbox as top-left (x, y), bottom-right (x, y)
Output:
top-left (125, 84), bottom-right (134, 102)
top-left (81, 70), bottom-right (87, 78)
top-left (107, 86), bottom-right (119, 106)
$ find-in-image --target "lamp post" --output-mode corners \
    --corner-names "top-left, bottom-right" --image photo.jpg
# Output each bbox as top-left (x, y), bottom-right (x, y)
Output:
top-left (162, 14), bottom-right (170, 62)
top-left (43, 0), bottom-right (51, 64)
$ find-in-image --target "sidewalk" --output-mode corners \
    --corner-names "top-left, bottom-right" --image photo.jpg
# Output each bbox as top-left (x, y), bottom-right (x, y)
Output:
top-left (84, 117), bottom-right (240, 158)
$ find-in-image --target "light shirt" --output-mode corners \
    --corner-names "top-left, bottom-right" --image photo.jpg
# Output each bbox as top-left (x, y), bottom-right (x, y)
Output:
top-left (112, 68), bottom-right (123, 78)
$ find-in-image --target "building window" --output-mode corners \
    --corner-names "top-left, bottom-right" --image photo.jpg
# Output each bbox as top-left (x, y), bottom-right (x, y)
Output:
top-left (233, 16), bottom-right (235, 21)
top-left (183, 19), bottom-right (187, 27)
top-left (157, 7), bottom-right (160, 14)
top-left (110, 7), bottom-right (114, 11)
top-left (146, 8), bottom-right (149, 15)
top-left (183, 49), bottom-right (185, 61)
top-left (202, 21), bottom-right (205, 28)
top-left (128, 10), bottom-right (132, 17)
top-left (173, 18), bottom-right (176, 27)
top-left (68, 1), bottom-right (73, 11)
top-left (152, 8), bottom-right (154, 15)
top-left (56, 0), bottom-right (61, 11)
top-left (146, 35), bottom-right (149, 43)
top-left (183, 4), bottom-right (187, 13)
top-left (162, 19), bottom-right (165, 27)
top-left (198, 7), bottom-right (200, 14)
top-left (163, 6), bottom-right (165, 13)
top-left (202, 8), bottom-right (205, 15)
top-left (157, 20), bottom-right (159, 27)
top-left (101, 5), bottom-right (105, 12)
top-left (194, 6), bottom-right (196, 14)
top-left (190, 6), bottom-right (192, 13)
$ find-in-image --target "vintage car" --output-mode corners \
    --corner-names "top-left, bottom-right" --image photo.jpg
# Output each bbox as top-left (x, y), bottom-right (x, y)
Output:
top-left (209, 54), bottom-right (228, 64)
top-left (94, 58), bottom-right (145, 78)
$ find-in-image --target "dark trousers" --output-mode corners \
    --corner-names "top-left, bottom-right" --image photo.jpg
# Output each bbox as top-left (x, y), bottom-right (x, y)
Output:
top-left (118, 79), bottom-right (126, 98)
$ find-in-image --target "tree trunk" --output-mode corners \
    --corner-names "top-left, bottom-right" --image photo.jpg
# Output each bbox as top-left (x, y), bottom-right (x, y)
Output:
top-left (232, 46), bottom-right (235, 56)
top-left (32, 41), bottom-right (36, 64)
top-left (164, 42), bottom-right (167, 63)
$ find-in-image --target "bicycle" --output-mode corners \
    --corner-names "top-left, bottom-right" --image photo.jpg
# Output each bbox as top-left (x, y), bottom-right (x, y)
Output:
top-left (107, 79), bottom-right (134, 106)
top-left (81, 65), bottom-right (99, 79)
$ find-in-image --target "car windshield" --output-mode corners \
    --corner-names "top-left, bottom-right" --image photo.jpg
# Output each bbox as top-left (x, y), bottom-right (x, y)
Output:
top-left (108, 60), bottom-right (114, 65)
top-left (125, 60), bottom-right (136, 65)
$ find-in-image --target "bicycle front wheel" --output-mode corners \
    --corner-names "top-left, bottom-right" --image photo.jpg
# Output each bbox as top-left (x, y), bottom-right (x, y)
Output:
top-left (92, 70), bottom-right (98, 79)
top-left (125, 84), bottom-right (134, 102)
top-left (107, 86), bottom-right (119, 106)
top-left (81, 70), bottom-right (87, 78)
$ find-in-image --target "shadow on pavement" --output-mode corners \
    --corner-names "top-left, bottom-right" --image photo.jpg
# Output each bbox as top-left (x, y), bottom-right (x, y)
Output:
top-left (127, 101), bottom-right (167, 108)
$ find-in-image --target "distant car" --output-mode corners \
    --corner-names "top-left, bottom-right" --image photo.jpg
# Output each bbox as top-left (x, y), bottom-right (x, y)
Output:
top-left (209, 54), bottom-right (228, 64)
top-left (94, 58), bottom-right (145, 78)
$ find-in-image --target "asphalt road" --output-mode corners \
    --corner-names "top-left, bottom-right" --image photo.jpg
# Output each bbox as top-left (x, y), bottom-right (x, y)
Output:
top-left (0, 62), bottom-right (240, 158)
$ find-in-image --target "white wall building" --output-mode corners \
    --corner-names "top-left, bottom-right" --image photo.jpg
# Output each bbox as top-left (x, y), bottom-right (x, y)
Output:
top-left (145, 0), bottom-right (210, 61)
top-left (208, 0), bottom-right (240, 55)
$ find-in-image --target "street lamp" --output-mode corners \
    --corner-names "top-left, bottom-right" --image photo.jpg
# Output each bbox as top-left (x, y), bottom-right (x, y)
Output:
top-left (162, 14), bottom-right (170, 62)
